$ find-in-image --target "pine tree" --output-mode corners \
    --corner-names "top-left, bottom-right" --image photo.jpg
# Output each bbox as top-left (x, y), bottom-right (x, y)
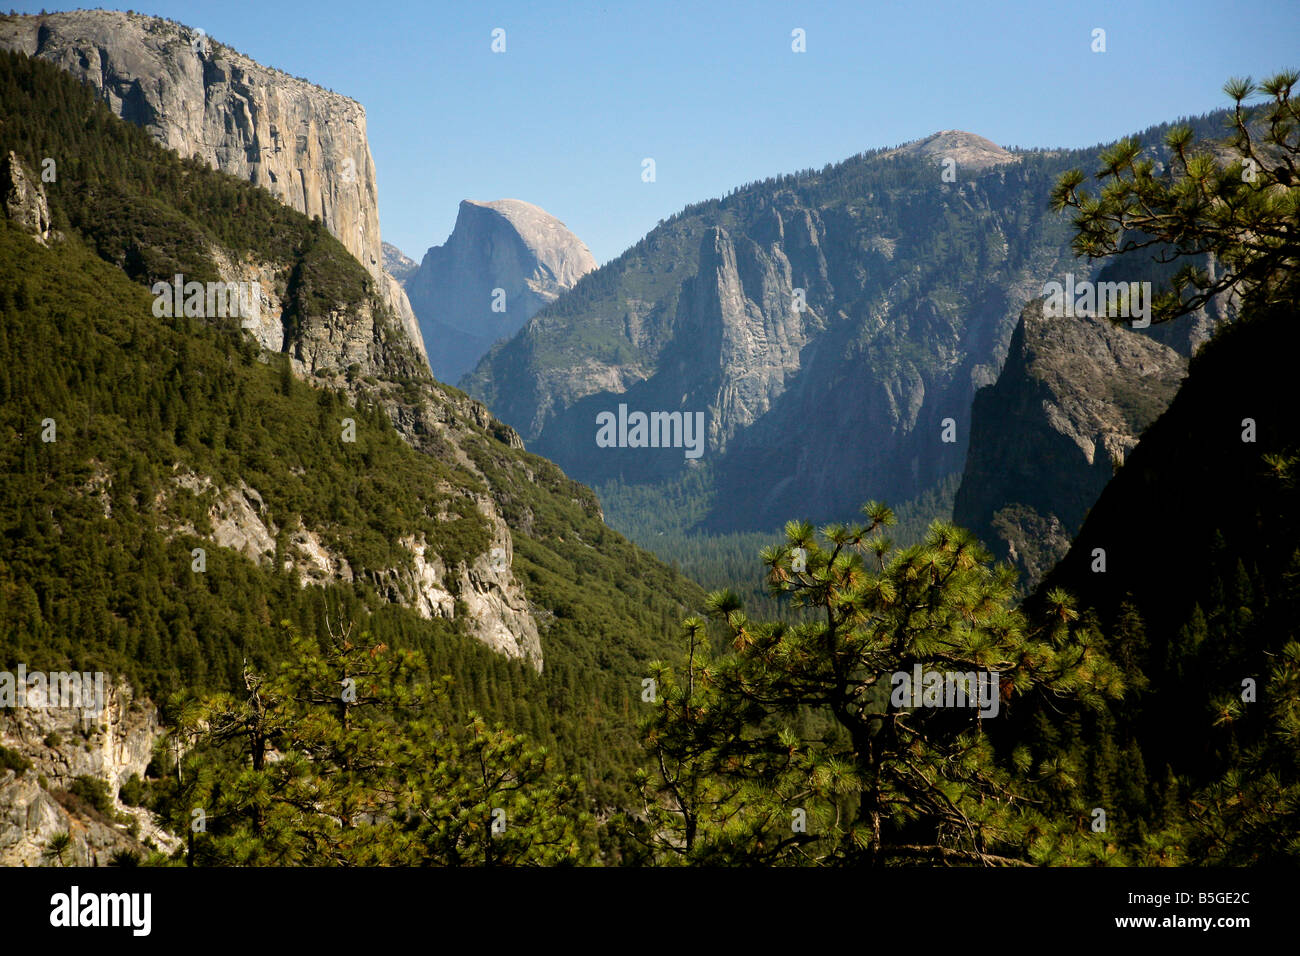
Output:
top-left (638, 504), bottom-right (1125, 865)
top-left (1048, 72), bottom-right (1300, 861)
top-left (164, 620), bottom-right (593, 865)
top-left (1189, 641), bottom-right (1300, 862)
top-left (1050, 70), bottom-right (1300, 323)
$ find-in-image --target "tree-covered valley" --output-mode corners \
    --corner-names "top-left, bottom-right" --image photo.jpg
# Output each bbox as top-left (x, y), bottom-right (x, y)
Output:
top-left (0, 9), bottom-right (1296, 872)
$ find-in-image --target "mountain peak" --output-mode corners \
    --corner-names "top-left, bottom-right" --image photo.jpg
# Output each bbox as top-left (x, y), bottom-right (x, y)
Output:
top-left (457, 199), bottom-right (595, 275)
top-left (464, 197), bottom-right (547, 216)
top-left (883, 130), bottom-right (1018, 169)
top-left (406, 198), bottom-right (596, 384)
top-left (382, 241), bottom-right (418, 284)
top-left (0, 7), bottom-right (429, 363)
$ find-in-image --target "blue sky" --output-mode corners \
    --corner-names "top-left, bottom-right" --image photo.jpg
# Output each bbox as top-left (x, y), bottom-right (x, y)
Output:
top-left (14, 1), bottom-right (1300, 264)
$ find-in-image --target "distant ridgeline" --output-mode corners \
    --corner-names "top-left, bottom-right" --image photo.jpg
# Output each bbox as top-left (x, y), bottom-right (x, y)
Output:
top-left (467, 113), bottom-right (1235, 617)
top-left (464, 116), bottom-right (1235, 551)
top-left (4, 39), bottom-right (1292, 866)
top-left (0, 50), bottom-right (704, 825)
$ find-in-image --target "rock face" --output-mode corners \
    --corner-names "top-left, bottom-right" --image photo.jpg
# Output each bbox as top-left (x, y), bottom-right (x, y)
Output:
top-left (462, 112), bottom-right (1240, 539)
top-left (953, 300), bottom-right (1187, 588)
top-left (199, 239), bottom-right (424, 379)
top-left (684, 225), bottom-right (815, 451)
top-left (0, 16), bottom-right (544, 668)
top-left (163, 473), bottom-right (542, 667)
top-left (1, 150), bottom-right (52, 243)
top-left (382, 273), bottom-right (427, 363)
top-left (880, 129), bottom-right (1019, 170)
top-left (1097, 249), bottom-right (1238, 359)
top-left (406, 199), bottom-right (596, 384)
top-left (0, 681), bottom-right (159, 797)
top-left (0, 680), bottom-right (174, 866)
top-left (466, 132), bottom-right (1080, 531)
top-left (543, 222), bottom-right (819, 478)
top-left (0, 9), bottom-right (426, 363)
top-left (383, 242), bottom-right (419, 284)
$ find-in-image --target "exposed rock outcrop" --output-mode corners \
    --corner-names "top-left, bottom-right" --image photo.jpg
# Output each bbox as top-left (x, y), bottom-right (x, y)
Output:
top-left (406, 199), bottom-right (596, 384)
top-left (360, 527), bottom-right (540, 668)
top-left (381, 272), bottom-right (427, 363)
top-left (1, 680), bottom-right (158, 796)
top-left (953, 300), bottom-right (1188, 588)
top-left (880, 129), bottom-right (1019, 170)
top-left (0, 680), bottom-right (175, 866)
top-left (209, 481), bottom-right (277, 562)
top-left (165, 472), bottom-right (542, 668)
top-left (0, 9), bottom-right (426, 363)
top-left (458, 498), bottom-right (542, 665)
top-left (1, 150), bottom-right (52, 243)
top-left (383, 242), bottom-right (419, 285)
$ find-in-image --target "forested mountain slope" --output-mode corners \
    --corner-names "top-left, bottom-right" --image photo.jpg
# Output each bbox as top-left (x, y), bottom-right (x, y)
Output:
top-left (0, 51), bottom-right (703, 862)
top-left (465, 117), bottom-right (1234, 541)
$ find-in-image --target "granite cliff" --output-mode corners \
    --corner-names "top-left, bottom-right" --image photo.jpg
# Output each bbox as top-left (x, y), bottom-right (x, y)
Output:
top-left (463, 118), bottom-right (1240, 541)
top-left (0, 9), bottom-right (426, 363)
top-left (406, 198), bottom-right (596, 384)
top-left (383, 241), bottom-right (419, 285)
top-left (952, 300), bottom-right (1188, 587)
top-left (1, 150), bottom-right (51, 243)
top-left (0, 682), bottom-right (175, 866)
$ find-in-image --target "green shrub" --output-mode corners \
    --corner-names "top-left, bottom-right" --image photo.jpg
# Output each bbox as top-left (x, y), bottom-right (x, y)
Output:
top-left (118, 773), bottom-right (148, 807)
top-left (0, 744), bottom-right (31, 774)
top-left (68, 775), bottom-right (114, 814)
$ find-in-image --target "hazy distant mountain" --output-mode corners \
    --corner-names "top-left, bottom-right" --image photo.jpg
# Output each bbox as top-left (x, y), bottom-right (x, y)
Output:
top-left (0, 49), bottom-right (703, 863)
top-left (463, 131), bottom-right (1070, 533)
top-left (383, 241), bottom-right (419, 285)
top-left (406, 199), bottom-right (596, 385)
top-left (462, 120), bottom-right (1236, 542)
